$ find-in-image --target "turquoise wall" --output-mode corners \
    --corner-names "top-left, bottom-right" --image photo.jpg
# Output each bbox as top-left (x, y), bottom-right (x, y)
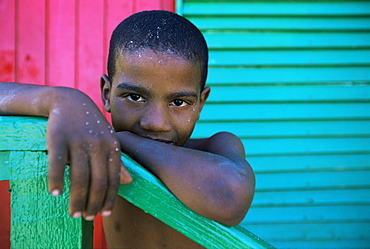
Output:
top-left (178, 0), bottom-right (370, 248)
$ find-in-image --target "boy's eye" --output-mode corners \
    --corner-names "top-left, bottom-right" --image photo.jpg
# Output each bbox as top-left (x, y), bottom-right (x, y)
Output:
top-left (126, 93), bottom-right (144, 102)
top-left (171, 99), bottom-right (188, 107)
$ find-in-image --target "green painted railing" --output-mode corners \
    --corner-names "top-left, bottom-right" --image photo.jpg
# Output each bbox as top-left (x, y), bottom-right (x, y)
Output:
top-left (0, 116), bottom-right (274, 249)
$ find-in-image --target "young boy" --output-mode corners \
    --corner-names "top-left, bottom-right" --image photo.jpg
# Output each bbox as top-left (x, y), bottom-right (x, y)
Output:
top-left (0, 10), bottom-right (255, 248)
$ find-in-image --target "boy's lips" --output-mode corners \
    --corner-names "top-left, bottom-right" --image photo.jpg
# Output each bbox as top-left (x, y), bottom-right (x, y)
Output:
top-left (141, 135), bottom-right (175, 145)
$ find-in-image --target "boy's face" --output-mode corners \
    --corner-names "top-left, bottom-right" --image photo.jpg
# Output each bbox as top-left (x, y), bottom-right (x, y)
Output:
top-left (101, 49), bottom-right (210, 146)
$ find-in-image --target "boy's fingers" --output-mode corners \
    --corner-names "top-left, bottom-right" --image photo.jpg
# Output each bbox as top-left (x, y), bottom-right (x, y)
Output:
top-left (83, 154), bottom-right (108, 220)
top-left (101, 153), bottom-right (131, 214)
top-left (47, 144), bottom-right (68, 196)
top-left (68, 152), bottom-right (89, 218)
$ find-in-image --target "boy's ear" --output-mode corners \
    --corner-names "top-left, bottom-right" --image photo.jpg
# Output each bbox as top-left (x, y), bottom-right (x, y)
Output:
top-left (100, 74), bottom-right (112, 113)
top-left (199, 86), bottom-right (211, 113)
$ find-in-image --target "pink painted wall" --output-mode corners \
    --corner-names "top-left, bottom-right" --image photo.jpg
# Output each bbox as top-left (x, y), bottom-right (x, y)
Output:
top-left (0, 0), bottom-right (175, 248)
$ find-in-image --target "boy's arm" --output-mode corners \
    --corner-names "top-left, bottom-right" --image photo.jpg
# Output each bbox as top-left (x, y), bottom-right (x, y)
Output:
top-left (117, 131), bottom-right (255, 226)
top-left (0, 82), bottom-right (132, 219)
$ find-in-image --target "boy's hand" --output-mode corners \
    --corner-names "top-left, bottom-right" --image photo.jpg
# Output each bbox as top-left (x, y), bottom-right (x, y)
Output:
top-left (45, 88), bottom-right (132, 220)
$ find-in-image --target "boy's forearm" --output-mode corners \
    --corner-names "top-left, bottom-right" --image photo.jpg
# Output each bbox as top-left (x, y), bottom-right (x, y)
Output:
top-left (0, 82), bottom-right (90, 118)
top-left (117, 131), bottom-right (253, 226)
top-left (0, 82), bottom-right (56, 117)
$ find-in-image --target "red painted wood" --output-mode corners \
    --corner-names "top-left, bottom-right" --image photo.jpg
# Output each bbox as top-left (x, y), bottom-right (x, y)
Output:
top-left (75, 0), bottom-right (105, 111)
top-left (134, 0), bottom-right (161, 12)
top-left (46, 1), bottom-right (76, 87)
top-left (0, 0), bottom-right (15, 82)
top-left (16, 0), bottom-right (46, 84)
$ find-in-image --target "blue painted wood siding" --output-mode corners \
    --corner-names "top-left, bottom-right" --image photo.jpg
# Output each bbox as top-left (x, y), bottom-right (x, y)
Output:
top-left (178, 0), bottom-right (370, 248)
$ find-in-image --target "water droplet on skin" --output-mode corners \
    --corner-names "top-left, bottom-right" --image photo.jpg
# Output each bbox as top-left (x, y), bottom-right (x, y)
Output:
top-left (83, 103), bottom-right (86, 106)
top-left (109, 158), bottom-right (113, 162)
top-left (108, 125), bottom-right (111, 129)
top-left (187, 118), bottom-right (191, 122)
top-left (97, 120), bottom-right (100, 124)
top-left (110, 130), bottom-right (114, 134)
top-left (113, 141), bottom-right (117, 145)
top-left (101, 131), bottom-right (105, 134)
top-left (89, 130), bottom-right (93, 134)
top-left (115, 148), bottom-right (119, 152)
top-left (192, 108), bottom-right (196, 112)
top-left (85, 122), bottom-right (89, 125)
top-left (86, 111), bottom-right (89, 114)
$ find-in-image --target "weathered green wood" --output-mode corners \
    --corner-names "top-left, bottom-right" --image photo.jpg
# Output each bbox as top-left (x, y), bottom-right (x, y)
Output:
top-left (7, 151), bottom-right (93, 249)
top-left (0, 116), bottom-right (47, 151)
top-left (0, 116), bottom-right (274, 249)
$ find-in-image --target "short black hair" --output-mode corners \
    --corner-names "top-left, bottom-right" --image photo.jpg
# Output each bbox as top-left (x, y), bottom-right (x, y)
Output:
top-left (107, 10), bottom-right (208, 90)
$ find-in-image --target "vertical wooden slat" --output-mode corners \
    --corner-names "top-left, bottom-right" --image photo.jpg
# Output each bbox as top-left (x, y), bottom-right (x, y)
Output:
top-left (15, 0), bottom-right (46, 84)
top-left (9, 151), bottom-right (92, 249)
top-left (75, 0), bottom-right (105, 109)
top-left (134, 0), bottom-right (161, 12)
top-left (0, 0), bottom-right (15, 82)
top-left (46, 0), bottom-right (75, 87)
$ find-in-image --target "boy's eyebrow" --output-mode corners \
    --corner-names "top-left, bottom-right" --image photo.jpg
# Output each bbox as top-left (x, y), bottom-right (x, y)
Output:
top-left (167, 92), bottom-right (198, 99)
top-left (116, 82), bottom-right (151, 95)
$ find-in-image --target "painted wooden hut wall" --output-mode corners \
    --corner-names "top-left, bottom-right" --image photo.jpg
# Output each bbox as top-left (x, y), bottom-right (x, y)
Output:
top-left (0, 1), bottom-right (174, 248)
top-left (178, 0), bottom-right (370, 248)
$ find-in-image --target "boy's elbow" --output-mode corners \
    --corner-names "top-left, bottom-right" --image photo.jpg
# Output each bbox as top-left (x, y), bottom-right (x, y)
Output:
top-left (211, 174), bottom-right (255, 226)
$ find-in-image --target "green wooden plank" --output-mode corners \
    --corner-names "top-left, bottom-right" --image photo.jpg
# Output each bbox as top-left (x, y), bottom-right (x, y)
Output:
top-left (256, 170), bottom-right (370, 191)
top-left (207, 67), bottom-right (370, 84)
top-left (200, 103), bottom-right (370, 121)
top-left (193, 120), bottom-right (370, 138)
top-left (183, 2), bottom-right (370, 16)
top-left (189, 16), bottom-right (370, 31)
top-left (8, 151), bottom-right (92, 249)
top-left (204, 32), bottom-right (370, 49)
top-left (248, 153), bottom-right (370, 173)
top-left (208, 50), bottom-right (370, 66)
top-left (246, 204), bottom-right (370, 223)
top-left (206, 85), bottom-right (370, 102)
top-left (0, 116), bottom-right (47, 151)
top-left (253, 188), bottom-right (370, 207)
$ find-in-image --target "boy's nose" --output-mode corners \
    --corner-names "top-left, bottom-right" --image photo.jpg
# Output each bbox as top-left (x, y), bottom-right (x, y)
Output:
top-left (139, 104), bottom-right (171, 132)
